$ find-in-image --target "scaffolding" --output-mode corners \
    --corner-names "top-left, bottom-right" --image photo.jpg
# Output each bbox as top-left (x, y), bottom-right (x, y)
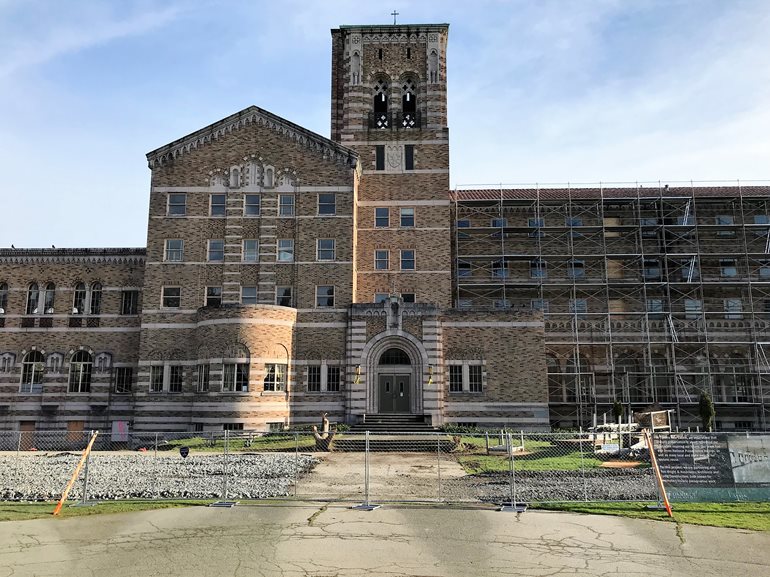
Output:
top-left (452, 181), bottom-right (770, 430)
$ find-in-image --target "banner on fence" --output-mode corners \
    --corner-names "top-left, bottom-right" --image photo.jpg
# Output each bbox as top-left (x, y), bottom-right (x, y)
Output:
top-left (654, 433), bottom-right (770, 501)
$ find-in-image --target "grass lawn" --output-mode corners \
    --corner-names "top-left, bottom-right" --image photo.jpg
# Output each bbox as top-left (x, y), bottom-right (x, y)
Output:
top-left (534, 501), bottom-right (770, 532)
top-left (456, 437), bottom-right (603, 472)
top-left (0, 500), bottom-right (213, 522)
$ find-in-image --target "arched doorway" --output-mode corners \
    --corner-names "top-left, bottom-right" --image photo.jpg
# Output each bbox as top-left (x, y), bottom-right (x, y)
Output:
top-left (377, 347), bottom-right (412, 413)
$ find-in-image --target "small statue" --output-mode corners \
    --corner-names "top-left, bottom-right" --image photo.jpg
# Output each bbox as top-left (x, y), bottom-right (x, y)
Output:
top-left (312, 412), bottom-right (336, 451)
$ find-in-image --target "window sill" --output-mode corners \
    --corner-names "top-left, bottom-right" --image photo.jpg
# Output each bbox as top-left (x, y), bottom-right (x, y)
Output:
top-left (305, 391), bottom-right (342, 395)
top-left (261, 391), bottom-right (285, 396)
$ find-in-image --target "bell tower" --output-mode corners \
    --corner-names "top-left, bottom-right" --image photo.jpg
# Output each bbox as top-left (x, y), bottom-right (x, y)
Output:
top-left (330, 23), bottom-right (452, 308)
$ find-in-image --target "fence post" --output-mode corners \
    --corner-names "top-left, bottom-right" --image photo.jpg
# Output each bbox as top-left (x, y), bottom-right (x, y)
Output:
top-left (578, 428), bottom-right (588, 502)
top-left (436, 432), bottom-right (442, 502)
top-left (153, 432), bottom-right (159, 500)
top-left (222, 430), bottom-right (229, 500)
top-left (80, 431), bottom-right (93, 505)
top-left (294, 432), bottom-right (299, 498)
top-left (14, 431), bottom-right (22, 489)
top-left (500, 431), bottom-right (523, 512)
top-left (485, 431), bottom-right (489, 455)
top-left (352, 430), bottom-right (379, 510)
top-left (520, 430), bottom-right (524, 450)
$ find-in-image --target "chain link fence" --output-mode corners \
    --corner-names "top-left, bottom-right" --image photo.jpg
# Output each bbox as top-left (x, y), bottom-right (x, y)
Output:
top-left (0, 429), bottom-right (767, 506)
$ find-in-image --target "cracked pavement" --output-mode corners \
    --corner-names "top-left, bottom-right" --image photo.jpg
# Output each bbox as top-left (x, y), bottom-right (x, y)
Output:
top-left (0, 503), bottom-right (768, 576)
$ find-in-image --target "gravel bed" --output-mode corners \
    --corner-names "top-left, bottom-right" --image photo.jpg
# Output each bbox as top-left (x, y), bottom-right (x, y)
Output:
top-left (442, 469), bottom-right (658, 503)
top-left (0, 453), bottom-right (318, 501)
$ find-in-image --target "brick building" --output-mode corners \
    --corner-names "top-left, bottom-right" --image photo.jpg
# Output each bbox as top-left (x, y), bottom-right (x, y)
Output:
top-left (1, 22), bottom-right (766, 434)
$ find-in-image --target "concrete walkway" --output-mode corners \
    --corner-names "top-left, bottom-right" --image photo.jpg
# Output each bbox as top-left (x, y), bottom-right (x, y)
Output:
top-left (0, 503), bottom-right (768, 576)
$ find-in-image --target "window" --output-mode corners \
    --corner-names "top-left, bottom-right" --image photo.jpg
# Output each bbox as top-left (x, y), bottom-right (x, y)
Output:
top-left (401, 293), bottom-right (415, 303)
top-left (316, 285), bottom-right (335, 307)
top-left (162, 287), bottom-right (181, 308)
top-left (244, 194), bottom-right (261, 216)
top-left (646, 299), bottom-right (664, 317)
top-left (26, 283), bottom-right (39, 315)
top-left (20, 351), bottom-right (45, 393)
top-left (210, 194), bottom-right (226, 216)
top-left (685, 298), bottom-right (702, 319)
top-left (165, 239), bottom-right (184, 262)
top-left (468, 365), bottom-right (483, 393)
top-left (318, 193), bottom-right (336, 215)
top-left (277, 239), bottom-right (294, 262)
top-left (73, 283), bottom-right (86, 314)
top-left (448, 363), bottom-right (483, 393)
top-left (569, 298), bottom-right (588, 315)
top-left (264, 363), bottom-right (286, 391)
top-left (400, 249), bottom-right (415, 270)
top-left (400, 207), bottom-right (415, 227)
top-left (404, 144), bottom-right (414, 170)
top-left (720, 259), bottom-right (738, 278)
top-left (196, 364), bottom-right (210, 392)
top-left (458, 261), bottom-right (471, 277)
top-left (207, 240), bottom-right (224, 262)
top-left (494, 299), bottom-right (511, 309)
top-left (375, 207), bottom-right (390, 228)
top-left (308, 365), bottom-right (322, 392)
top-left (121, 290), bottom-right (139, 315)
top-left (754, 215), bottom-right (769, 225)
top-left (643, 259), bottom-right (661, 280)
top-left (760, 261), bottom-right (770, 279)
top-left (307, 364), bottom-right (342, 393)
top-left (150, 366), bottom-right (164, 393)
top-left (716, 215), bottom-right (735, 237)
top-left (641, 217), bottom-right (658, 238)
top-left (242, 239), bottom-right (258, 262)
top-left (449, 365), bottom-right (463, 392)
top-left (205, 286), bottom-right (222, 307)
top-left (167, 193), bottom-right (186, 216)
top-left (68, 351), bottom-right (92, 393)
top-left (530, 259), bottom-right (547, 279)
top-left (457, 219), bottom-right (471, 228)
top-left (169, 366), bottom-right (184, 393)
top-left (724, 298), bottom-right (743, 319)
top-left (492, 260), bottom-right (508, 278)
top-left (279, 194), bottom-right (295, 217)
top-left (43, 283), bottom-right (55, 314)
top-left (528, 217), bottom-right (545, 238)
top-left (566, 217), bottom-right (583, 227)
top-left (677, 214), bottom-right (695, 226)
top-left (531, 299), bottom-right (550, 312)
top-left (374, 293), bottom-right (389, 303)
top-left (317, 239), bottom-right (336, 261)
top-left (114, 367), bottom-right (133, 394)
top-left (0, 282), bottom-right (7, 313)
top-left (241, 286), bottom-right (258, 305)
top-left (88, 282), bottom-right (102, 315)
top-left (223, 362), bottom-right (249, 392)
top-left (276, 286), bottom-right (293, 307)
top-left (375, 250), bottom-right (390, 270)
top-left (375, 145), bottom-right (385, 170)
top-left (569, 260), bottom-right (585, 279)
top-left (491, 218), bottom-right (507, 228)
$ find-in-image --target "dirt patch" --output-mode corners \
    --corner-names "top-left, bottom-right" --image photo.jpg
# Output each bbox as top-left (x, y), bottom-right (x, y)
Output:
top-left (600, 460), bottom-right (643, 469)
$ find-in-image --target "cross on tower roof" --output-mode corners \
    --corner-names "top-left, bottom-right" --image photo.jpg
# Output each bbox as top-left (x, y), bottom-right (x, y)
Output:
top-left (391, 10), bottom-right (399, 25)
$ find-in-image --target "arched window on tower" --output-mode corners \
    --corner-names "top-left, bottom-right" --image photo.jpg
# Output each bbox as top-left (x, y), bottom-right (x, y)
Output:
top-left (89, 282), bottom-right (102, 315)
top-left (21, 350), bottom-right (45, 393)
top-left (351, 51), bottom-right (361, 85)
top-left (0, 282), bottom-right (8, 314)
top-left (401, 78), bottom-right (417, 128)
top-left (26, 283), bottom-right (39, 315)
top-left (73, 283), bottom-right (86, 315)
top-left (43, 283), bottom-right (55, 314)
top-left (373, 80), bottom-right (389, 128)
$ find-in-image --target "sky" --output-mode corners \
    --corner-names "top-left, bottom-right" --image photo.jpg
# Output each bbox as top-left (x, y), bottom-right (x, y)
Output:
top-left (1, 0), bottom-right (769, 248)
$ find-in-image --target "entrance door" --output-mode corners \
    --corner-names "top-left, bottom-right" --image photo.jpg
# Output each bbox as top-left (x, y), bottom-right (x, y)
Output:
top-left (378, 374), bottom-right (411, 413)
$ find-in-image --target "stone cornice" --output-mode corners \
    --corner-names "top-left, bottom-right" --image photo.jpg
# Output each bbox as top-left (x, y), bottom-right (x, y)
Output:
top-left (0, 248), bottom-right (146, 265)
top-left (146, 106), bottom-right (359, 169)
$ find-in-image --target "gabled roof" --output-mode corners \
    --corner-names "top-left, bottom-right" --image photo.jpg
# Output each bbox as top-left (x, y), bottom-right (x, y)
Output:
top-left (146, 105), bottom-right (358, 169)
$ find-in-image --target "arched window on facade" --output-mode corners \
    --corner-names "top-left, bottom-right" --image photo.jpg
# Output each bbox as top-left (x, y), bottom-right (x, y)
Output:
top-left (26, 283), bottom-right (39, 315)
top-left (614, 352), bottom-right (647, 403)
top-left (715, 353), bottom-right (752, 403)
top-left (373, 79), bottom-right (389, 128)
top-left (379, 348), bottom-right (411, 365)
top-left (565, 353), bottom-right (591, 403)
top-left (68, 350), bottom-right (92, 393)
top-left (44, 283), bottom-right (55, 314)
top-left (649, 352), bottom-right (671, 403)
top-left (20, 350), bottom-right (45, 393)
top-left (401, 78), bottom-right (417, 128)
top-left (0, 282), bottom-right (7, 313)
top-left (73, 283), bottom-right (86, 314)
top-left (89, 282), bottom-right (102, 315)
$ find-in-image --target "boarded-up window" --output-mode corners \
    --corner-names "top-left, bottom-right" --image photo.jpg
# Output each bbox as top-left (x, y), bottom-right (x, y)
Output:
top-left (607, 259), bottom-right (624, 279)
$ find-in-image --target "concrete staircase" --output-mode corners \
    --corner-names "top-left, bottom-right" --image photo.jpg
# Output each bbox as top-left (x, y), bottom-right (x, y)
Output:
top-left (349, 414), bottom-right (435, 433)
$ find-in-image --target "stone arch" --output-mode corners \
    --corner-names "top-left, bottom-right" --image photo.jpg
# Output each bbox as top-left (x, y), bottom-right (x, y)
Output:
top-left (360, 331), bottom-right (428, 414)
